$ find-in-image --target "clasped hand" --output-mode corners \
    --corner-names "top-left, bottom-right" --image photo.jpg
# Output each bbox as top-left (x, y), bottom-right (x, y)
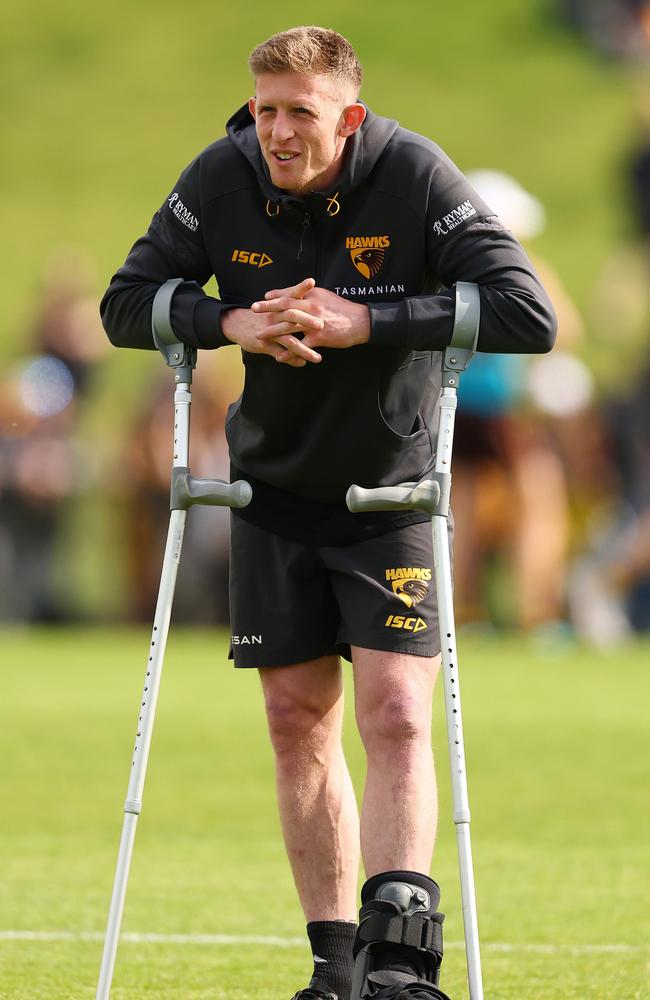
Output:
top-left (222, 278), bottom-right (370, 368)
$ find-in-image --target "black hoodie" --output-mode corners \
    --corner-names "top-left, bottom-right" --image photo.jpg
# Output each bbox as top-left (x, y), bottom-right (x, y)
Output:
top-left (101, 105), bottom-right (556, 540)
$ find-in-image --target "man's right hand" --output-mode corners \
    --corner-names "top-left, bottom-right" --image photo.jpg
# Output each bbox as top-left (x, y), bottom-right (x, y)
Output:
top-left (221, 278), bottom-right (323, 368)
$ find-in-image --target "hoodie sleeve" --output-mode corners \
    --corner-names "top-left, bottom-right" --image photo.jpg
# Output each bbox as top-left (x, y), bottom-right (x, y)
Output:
top-left (100, 154), bottom-right (231, 350)
top-left (367, 148), bottom-right (557, 354)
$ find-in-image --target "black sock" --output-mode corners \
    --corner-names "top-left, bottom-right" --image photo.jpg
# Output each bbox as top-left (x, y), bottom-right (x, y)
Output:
top-left (306, 920), bottom-right (357, 1000)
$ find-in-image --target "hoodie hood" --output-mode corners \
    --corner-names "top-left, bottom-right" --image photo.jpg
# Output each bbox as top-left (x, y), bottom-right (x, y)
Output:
top-left (225, 102), bottom-right (399, 209)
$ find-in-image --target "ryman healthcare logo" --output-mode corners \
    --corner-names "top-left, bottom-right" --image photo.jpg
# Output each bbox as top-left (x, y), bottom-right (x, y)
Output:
top-left (168, 192), bottom-right (199, 233)
top-left (432, 199), bottom-right (476, 237)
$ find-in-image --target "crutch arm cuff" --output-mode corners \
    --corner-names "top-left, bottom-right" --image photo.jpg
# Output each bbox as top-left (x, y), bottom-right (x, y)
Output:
top-left (151, 278), bottom-right (184, 348)
top-left (442, 283), bottom-right (480, 378)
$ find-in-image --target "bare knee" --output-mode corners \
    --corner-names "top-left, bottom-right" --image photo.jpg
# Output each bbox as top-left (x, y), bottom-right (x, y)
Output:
top-left (354, 651), bottom-right (438, 758)
top-left (357, 686), bottom-right (432, 757)
top-left (264, 693), bottom-right (331, 755)
top-left (260, 660), bottom-right (342, 758)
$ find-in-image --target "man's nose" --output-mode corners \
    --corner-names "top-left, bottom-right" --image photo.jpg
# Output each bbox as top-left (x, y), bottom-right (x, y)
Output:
top-left (271, 112), bottom-right (295, 143)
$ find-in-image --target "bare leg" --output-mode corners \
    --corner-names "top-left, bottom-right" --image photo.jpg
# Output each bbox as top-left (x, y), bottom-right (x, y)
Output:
top-left (352, 648), bottom-right (441, 877)
top-left (512, 439), bottom-right (569, 629)
top-left (608, 510), bottom-right (650, 589)
top-left (449, 464), bottom-right (483, 624)
top-left (259, 656), bottom-right (360, 921)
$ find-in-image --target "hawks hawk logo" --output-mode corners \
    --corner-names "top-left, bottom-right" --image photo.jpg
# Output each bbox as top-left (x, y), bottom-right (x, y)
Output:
top-left (346, 236), bottom-right (390, 279)
top-left (351, 247), bottom-right (385, 279)
top-left (392, 578), bottom-right (429, 608)
top-left (385, 567), bottom-right (432, 608)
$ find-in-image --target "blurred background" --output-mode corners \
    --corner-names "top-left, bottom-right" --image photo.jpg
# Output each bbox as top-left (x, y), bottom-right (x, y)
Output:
top-left (1, 0), bottom-right (649, 645)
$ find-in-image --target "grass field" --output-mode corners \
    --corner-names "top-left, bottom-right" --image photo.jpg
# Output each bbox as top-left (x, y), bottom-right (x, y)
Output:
top-left (0, 627), bottom-right (648, 998)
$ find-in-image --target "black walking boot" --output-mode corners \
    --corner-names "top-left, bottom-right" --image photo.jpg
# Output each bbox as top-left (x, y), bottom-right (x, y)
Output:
top-left (350, 872), bottom-right (452, 1000)
top-left (291, 976), bottom-right (341, 1000)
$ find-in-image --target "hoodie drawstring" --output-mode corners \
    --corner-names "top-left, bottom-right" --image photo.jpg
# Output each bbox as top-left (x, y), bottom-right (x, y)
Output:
top-left (297, 212), bottom-right (311, 260)
top-left (326, 192), bottom-right (341, 216)
top-left (265, 193), bottom-right (341, 259)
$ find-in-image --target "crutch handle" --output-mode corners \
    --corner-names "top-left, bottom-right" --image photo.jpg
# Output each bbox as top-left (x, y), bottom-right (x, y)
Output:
top-left (171, 470), bottom-right (252, 510)
top-left (346, 480), bottom-right (440, 515)
top-left (190, 476), bottom-right (252, 509)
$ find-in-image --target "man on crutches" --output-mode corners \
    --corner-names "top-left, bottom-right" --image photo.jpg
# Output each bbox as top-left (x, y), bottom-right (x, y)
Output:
top-left (100, 26), bottom-right (556, 1000)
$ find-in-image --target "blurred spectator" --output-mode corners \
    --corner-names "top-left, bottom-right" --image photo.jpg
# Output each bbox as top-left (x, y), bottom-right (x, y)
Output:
top-left (453, 171), bottom-right (596, 637)
top-left (30, 247), bottom-right (107, 396)
top-left (569, 361), bottom-right (650, 643)
top-left (0, 248), bottom-right (107, 622)
top-left (630, 92), bottom-right (650, 253)
top-left (559, 0), bottom-right (650, 60)
top-left (0, 374), bottom-right (78, 621)
top-left (122, 353), bottom-right (235, 625)
top-left (568, 105), bottom-right (650, 644)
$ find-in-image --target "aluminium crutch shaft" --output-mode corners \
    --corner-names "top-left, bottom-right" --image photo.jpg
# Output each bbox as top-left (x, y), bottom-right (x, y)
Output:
top-left (96, 281), bottom-right (251, 999)
top-left (346, 281), bottom-right (483, 999)
top-left (433, 388), bottom-right (483, 1000)
top-left (96, 506), bottom-right (187, 999)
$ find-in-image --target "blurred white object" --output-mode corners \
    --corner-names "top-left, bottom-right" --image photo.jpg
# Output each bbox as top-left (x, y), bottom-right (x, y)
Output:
top-left (466, 169), bottom-right (546, 239)
top-left (568, 558), bottom-right (632, 649)
top-left (19, 355), bottom-right (75, 418)
top-left (526, 350), bottom-right (594, 416)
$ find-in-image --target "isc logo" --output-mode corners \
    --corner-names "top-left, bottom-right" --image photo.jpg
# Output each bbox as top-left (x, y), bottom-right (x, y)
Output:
top-left (384, 615), bottom-right (427, 633)
top-left (231, 249), bottom-right (273, 268)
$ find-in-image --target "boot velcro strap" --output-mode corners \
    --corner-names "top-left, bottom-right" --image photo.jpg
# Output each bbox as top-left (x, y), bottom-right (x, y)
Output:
top-left (366, 970), bottom-right (452, 999)
top-left (355, 910), bottom-right (443, 958)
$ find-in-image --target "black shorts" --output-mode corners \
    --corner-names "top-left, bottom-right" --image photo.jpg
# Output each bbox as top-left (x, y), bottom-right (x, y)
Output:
top-left (229, 517), bottom-right (452, 668)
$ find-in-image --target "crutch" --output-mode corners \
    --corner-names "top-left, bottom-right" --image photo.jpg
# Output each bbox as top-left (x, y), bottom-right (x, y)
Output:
top-left (347, 282), bottom-right (483, 1000)
top-left (95, 279), bottom-right (252, 1000)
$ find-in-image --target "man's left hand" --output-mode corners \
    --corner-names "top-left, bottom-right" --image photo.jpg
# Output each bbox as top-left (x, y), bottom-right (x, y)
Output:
top-left (251, 281), bottom-right (370, 362)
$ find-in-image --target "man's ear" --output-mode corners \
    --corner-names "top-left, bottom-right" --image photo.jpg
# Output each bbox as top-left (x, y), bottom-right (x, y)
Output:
top-left (339, 103), bottom-right (366, 137)
top-left (248, 97), bottom-right (257, 119)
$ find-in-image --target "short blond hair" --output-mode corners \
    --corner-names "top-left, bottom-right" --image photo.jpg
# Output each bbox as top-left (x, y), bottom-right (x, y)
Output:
top-left (249, 26), bottom-right (362, 97)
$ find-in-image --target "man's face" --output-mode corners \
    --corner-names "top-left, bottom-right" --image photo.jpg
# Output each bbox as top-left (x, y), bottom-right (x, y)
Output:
top-left (249, 71), bottom-right (364, 195)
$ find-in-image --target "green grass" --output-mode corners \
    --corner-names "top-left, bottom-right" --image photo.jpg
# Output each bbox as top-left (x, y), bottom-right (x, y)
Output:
top-left (0, 627), bottom-right (648, 998)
